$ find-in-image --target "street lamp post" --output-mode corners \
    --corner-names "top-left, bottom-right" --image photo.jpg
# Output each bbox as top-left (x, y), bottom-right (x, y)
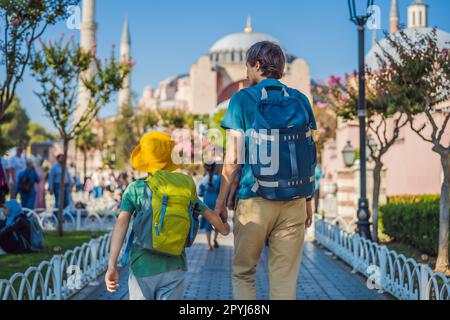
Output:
top-left (347, 0), bottom-right (374, 240)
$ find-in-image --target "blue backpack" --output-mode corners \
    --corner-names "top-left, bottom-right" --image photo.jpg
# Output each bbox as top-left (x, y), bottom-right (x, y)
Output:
top-left (244, 85), bottom-right (317, 201)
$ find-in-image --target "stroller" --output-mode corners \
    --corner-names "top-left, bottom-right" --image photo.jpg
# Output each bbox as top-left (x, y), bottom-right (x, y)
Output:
top-left (0, 200), bottom-right (45, 254)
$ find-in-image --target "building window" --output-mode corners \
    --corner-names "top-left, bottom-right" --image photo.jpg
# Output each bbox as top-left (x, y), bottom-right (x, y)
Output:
top-left (419, 11), bottom-right (422, 26)
top-left (412, 12), bottom-right (416, 26)
top-left (231, 51), bottom-right (235, 62)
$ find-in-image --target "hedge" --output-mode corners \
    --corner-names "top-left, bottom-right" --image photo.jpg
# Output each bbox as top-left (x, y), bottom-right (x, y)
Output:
top-left (380, 195), bottom-right (446, 256)
top-left (387, 194), bottom-right (441, 205)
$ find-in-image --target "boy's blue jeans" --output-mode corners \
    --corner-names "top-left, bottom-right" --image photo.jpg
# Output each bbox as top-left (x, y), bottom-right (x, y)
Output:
top-left (128, 270), bottom-right (185, 300)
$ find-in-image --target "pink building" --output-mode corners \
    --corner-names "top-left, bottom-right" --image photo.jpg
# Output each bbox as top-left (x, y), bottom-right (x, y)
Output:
top-left (320, 0), bottom-right (450, 219)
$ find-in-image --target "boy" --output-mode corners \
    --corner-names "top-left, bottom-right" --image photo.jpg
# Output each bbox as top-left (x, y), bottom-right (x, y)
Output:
top-left (105, 132), bottom-right (230, 300)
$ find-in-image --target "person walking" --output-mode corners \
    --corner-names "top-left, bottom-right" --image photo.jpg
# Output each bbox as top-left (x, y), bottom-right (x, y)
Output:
top-left (48, 154), bottom-right (73, 210)
top-left (215, 41), bottom-right (317, 300)
top-left (9, 146), bottom-right (26, 198)
top-left (15, 159), bottom-right (40, 209)
top-left (197, 162), bottom-right (222, 251)
top-left (33, 157), bottom-right (46, 210)
top-left (92, 168), bottom-right (104, 199)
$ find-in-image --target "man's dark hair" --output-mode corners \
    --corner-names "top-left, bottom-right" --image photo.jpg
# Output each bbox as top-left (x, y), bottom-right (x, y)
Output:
top-left (246, 41), bottom-right (286, 79)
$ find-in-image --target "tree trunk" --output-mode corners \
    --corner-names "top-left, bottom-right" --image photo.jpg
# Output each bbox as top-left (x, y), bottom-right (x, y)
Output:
top-left (74, 140), bottom-right (78, 179)
top-left (436, 152), bottom-right (450, 273)
top-left (372, 160), bottom-right (383, 243)
top-left (83, 150), bottom-right (88, 185)
top-left (57, 138), bottom-right (70, 237)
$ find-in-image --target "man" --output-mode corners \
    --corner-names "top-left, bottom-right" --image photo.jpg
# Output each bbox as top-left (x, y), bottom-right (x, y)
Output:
top-left (215, 41), bottom-right (317, 300)
top-left (48, 154), bottom-right (73, 209)
top-left (15, 159), bottom-right (40, 209)
top-left (8, 146), bottom-right (26, 198)
top-left (92, 167), bottom-right (104, 199)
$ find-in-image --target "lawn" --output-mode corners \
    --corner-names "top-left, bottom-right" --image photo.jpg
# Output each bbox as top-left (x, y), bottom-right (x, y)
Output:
top-left (0, 231), bottom-right (106, 280)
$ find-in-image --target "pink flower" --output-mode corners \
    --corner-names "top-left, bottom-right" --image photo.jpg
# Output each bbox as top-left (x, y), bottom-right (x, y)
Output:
top-left (340, 93), bottom-right (349, 102)
top-left (327, 75), bottom-right (341, 87)
top-left (316, 87), bottom-right (323, 94)
top-left (11, 18), bottom-right (20, 26)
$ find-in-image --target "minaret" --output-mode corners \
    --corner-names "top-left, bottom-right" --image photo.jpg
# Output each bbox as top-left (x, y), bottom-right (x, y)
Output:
top-left (372, 29), bottom-right (377, 47)
top-left (119, 17), bottom-right (132, 110)
top-left (244, 16), bottom-right (252, 33)
top-left (76, 0), bottom-right (97, 122)
top-left (407, 0), bottom-right (428, 29)
top-left (389, 0), bottom-right (399, 33)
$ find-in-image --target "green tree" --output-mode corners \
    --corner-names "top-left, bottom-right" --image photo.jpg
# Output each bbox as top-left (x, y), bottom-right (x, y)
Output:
top-left (0, 112), bottom-right (14, 155)
top-left (313, 72), bottom-right (408, 243)
top-left (135, 110), bottom-right (159, 136)
top-left (28, 122), bottom-right (58, 143)
top-left (0, 96), bottom-right (30, 149)
top-left (376, 29), bottom-right (450, 272)
top-left (114, 102), bottom-right (137, 170)
top-left (31, 37), bottom-right (131, 237)
top-left (76, 127), bottom-right (97, 183)
top-left (0, 0), bottom-right (80, 119)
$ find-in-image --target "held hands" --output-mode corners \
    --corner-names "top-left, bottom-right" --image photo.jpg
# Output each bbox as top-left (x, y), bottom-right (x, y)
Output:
top-left (215, 203), bottom-right (228, 224)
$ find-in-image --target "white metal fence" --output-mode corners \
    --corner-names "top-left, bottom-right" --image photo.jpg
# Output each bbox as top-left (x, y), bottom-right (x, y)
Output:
top-left (0, 201), bottom-right (119, 300)
top-left (23, 208), bottom-right (118, 232)
top-left (0, 233), bottom-right (112, 300)
top-left (314, 215), bottom-right (450, 300)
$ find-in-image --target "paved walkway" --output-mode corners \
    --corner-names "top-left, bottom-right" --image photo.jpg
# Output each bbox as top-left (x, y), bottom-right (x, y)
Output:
top-left (72, 228), bottom-right (390, 300)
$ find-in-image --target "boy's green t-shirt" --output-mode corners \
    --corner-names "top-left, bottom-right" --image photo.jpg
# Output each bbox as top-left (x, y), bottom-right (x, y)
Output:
top-left (120, 178), bottom-right (208, 278)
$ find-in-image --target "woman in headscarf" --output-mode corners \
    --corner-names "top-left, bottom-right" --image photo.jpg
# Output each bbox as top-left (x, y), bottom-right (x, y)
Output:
top-left (33, 156), bottom-right (46, 210)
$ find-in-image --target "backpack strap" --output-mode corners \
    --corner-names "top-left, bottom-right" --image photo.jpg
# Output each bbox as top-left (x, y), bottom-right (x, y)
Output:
top-left (244, 86), bottom-right (290, 102)
top-left (159, 195), bottom-right (169, 232)
top-left (296, 93), bottom-right (315, 130)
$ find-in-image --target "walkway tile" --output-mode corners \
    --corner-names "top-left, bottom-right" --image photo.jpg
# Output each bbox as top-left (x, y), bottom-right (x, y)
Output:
top-left (73, 229), bottom-right (390, 300)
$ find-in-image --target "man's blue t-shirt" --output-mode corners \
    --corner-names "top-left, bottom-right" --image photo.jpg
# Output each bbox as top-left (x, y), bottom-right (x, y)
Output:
top-left (221, 78), bottom-right (317, 200)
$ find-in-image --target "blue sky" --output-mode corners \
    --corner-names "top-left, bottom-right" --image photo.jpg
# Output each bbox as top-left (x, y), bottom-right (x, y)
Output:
top-left (14, 0), bottom-right (450, 130)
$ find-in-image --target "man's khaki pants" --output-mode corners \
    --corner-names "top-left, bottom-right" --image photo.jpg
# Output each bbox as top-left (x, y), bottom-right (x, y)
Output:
top-left (233, 197), bottom-right (307, 300)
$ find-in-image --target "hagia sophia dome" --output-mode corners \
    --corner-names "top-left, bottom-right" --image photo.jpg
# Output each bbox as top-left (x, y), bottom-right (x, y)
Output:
top-left (208, 17), bottom-right (296, 66)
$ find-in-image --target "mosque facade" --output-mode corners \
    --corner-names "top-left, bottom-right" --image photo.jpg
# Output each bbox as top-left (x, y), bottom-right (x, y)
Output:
top-left (138, 17), bottom-right (312, 115)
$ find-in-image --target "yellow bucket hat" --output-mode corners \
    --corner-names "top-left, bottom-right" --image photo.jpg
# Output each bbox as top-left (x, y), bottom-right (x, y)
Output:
top-left (131, 132), bottom-right (179, 173)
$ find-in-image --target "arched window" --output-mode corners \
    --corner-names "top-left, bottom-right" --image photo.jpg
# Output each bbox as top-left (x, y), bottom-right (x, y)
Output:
top-left (231, 51), bottom-right (235, 63)
top-left (412, 11), bottom-right (416, 26)
top-left (419, 11), bottom-right (422, 26)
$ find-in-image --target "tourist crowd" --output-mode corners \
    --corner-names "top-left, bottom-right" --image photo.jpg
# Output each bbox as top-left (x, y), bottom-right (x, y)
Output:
top-left (0, 146), bottom-right (133, 212)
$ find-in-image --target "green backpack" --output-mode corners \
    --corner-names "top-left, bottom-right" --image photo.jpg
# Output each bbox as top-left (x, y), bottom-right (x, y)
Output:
top-left (121, 170), bottom-right (200, 265)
